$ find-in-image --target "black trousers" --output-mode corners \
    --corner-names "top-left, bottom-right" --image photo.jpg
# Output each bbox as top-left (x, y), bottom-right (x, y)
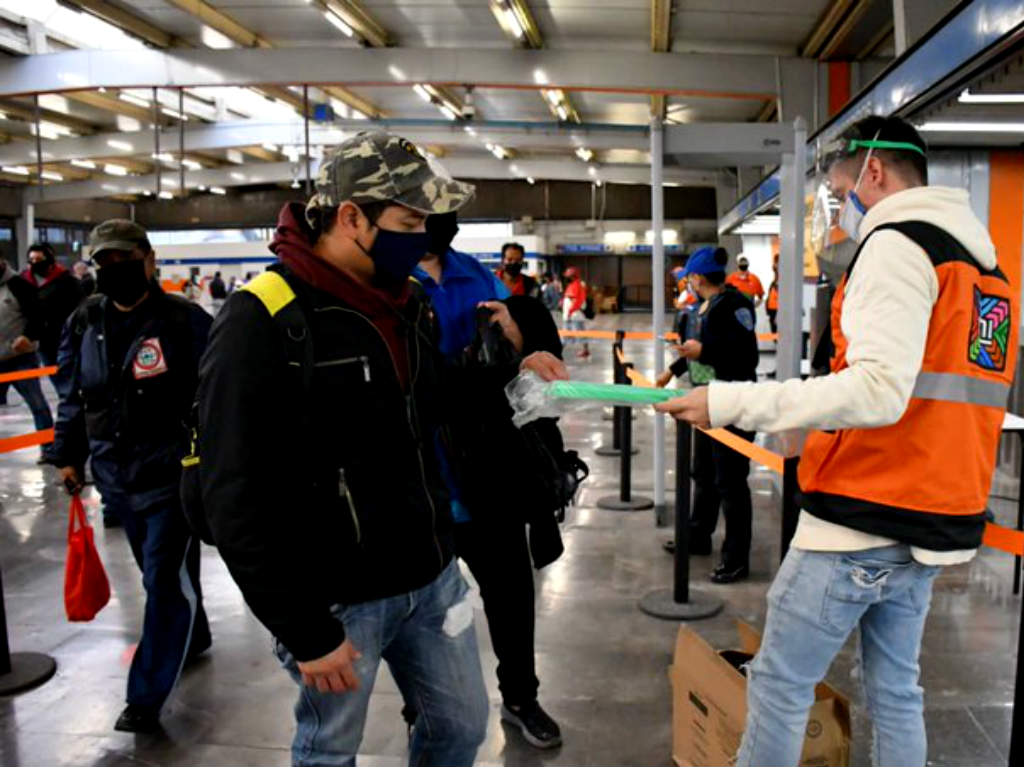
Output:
top-left (767, 309), bottom-right (778, 333)
top-left (454, 519), bottom-right (539, 707)
top-left (691, 427), bottom-right (755, 569)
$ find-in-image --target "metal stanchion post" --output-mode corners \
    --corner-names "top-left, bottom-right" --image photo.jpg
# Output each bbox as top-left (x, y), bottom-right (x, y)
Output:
top-left (780, 456), bottom-right (800, 563)
top-left (598, 366), bottom-right (652, 511)
top-left (1009, 592), bottom-right (1024, 765)
top-left (0, 563), bottom-right (56, 695)
top-left (639, 421), bottom-right (724, 619)
top-left (596, 332), bottom-right (637, 457)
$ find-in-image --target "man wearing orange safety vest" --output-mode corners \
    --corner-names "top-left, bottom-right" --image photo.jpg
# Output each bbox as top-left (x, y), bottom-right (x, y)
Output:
top-left (765, 253), bottom-right (779, 333)
top-left (725, 255), bottom-right (764, 306)
top-left (657, 115), bottom-right (1018, 767)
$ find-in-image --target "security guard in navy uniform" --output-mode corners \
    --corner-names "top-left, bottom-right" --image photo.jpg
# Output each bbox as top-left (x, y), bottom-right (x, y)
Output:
top-left (51, 219), bottom-right (213, 733)
top-left (657, 246), bottom-right (759, 583)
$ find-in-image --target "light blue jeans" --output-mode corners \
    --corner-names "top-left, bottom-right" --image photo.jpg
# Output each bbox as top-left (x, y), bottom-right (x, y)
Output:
top-left (563, 311), bottom-right (586, 345)
top-left (274, 560), bottom-right (488, 767)
top-left (736, 545), bottom-right (941, 767)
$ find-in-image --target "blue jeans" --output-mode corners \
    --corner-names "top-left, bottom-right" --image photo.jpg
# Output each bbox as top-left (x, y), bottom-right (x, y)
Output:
top-left (737, 545), bottom-right (940, 767)
top-left (0, 353), bottom-right (53, 431)
top-left (117, 495), bottom-right (209, 709)
top-left (273, 559), bottom-right (488, 767)
top-left (563, 313), bottom-right (585, 344)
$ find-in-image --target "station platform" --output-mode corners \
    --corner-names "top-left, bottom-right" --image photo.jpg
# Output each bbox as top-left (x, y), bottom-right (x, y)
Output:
top-left (0, 312), bottom-right (1019, 766)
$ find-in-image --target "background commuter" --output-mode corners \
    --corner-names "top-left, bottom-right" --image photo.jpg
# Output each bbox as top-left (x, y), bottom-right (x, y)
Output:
top-left (23, 242), bottom-right (83, 397)
top-left (766, 253), bottom-right (780, 333)
top-left (725, 255), bottom-right (764, 306)
top-left (540, 272), bottom-right (561, 310)
top-left (208, 271), bottom-right (227, 314)
top-left (656, 246), bottom-right (758, 583)
top-left (657, 115), bottom-right (1014, 767)
top-left (52, 219), bottom-right (212, 733)
top-left (72, 259), bottom-right (96, 297)
top-left (0, 256), bottom-right (53, 457)
top-left (561, 266), bottom-right (589, 359)
top-left (416, 214), bottom-right (569, 749)
top-left (496, 242), bottom-right (540, 298)
top-left (196, 132), bottom-right (488, 767)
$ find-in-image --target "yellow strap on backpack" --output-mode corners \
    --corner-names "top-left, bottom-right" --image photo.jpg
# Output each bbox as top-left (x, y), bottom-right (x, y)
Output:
top-left (240, 271), bottom-right (296, 317)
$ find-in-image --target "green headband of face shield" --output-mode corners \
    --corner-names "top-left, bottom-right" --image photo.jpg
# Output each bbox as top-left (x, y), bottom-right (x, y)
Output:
top-left (820, 136), bottom-right (926, 171)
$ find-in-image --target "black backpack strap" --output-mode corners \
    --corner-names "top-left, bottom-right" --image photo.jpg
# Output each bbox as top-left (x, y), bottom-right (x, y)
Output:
top-left (239, 269), bottom-right (314, 394)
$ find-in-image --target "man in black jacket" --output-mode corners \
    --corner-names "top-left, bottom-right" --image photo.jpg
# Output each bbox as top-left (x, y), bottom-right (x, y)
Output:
top-left (657, 246), bottom-right (759, 583)
top-left (197, 132), bottom-right (488, 767)
top-left (52, 219), bottom-right (213, 732)
top-left (23, 242), bottom-right (82, 396)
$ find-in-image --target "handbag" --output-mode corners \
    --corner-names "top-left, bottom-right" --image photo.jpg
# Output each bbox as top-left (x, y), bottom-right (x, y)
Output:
top-left (64, 493), bottom-right (111, 622)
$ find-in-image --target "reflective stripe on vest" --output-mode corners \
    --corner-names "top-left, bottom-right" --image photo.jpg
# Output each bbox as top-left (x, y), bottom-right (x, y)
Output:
top-left (240, 271), bottom-right (295, 316)
top-left (912, 371), bottom-right (1011, 409)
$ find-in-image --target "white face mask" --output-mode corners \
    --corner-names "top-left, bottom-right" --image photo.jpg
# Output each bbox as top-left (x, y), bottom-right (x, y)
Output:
top-left (837, 148), bottom-right (874, 241)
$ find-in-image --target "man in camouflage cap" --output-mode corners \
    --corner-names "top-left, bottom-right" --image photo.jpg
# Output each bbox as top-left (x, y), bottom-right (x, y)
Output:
top-left (196, 131), bottom-right (488, 766)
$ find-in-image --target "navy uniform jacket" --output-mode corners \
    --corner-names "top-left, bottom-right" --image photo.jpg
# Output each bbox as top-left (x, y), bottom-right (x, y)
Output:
top-left (52, 285), bottom-right (212, 511)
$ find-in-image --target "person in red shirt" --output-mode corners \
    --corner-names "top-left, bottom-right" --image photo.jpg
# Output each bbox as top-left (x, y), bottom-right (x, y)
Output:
top-left (725, 255), bottom-right (765, 306)
top-left (561, 267), bottom-right (589, 359)
top-left (496, 243), bottom-right (540, 298)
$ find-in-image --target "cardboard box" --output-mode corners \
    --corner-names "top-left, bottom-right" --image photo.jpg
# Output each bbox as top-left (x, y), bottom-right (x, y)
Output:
top-left (669, 622), bottom-right (851, 767)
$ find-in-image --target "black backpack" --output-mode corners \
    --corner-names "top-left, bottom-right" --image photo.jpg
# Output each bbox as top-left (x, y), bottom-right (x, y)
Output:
top-left (180, 270), bottom-right (312, 545)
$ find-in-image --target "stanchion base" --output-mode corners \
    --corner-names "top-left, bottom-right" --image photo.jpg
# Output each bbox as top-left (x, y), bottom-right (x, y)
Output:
top-left (594, 445), bottom-right (638, 457)
top-left (0, 652), bottom-right (57, 695)
top-left (638, 588), bottom-right (724, 621)
top-left (597, 495), bottom-right (654, 511)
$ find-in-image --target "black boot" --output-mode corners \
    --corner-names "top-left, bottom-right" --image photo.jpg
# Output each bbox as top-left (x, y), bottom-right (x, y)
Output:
top-left (114, 703), bottom-right (161, 733)
top-left (710, 562), bottom-right (750, 584)
top-left (501, 700), bottom-right (562, 749)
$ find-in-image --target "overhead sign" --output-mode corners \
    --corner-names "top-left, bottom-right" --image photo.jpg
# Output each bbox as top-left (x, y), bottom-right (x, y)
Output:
top-left (558, 244), bottom-right (611, 254)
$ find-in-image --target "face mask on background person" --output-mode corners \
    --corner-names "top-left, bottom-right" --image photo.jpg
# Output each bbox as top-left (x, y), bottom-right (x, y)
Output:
top-left (97, 259), bottom-right (150, 306)
top-left (30, 259), bottom-right (51, 277)
top-left (504, 261), bottom-right (523, 277)
top-left (738, 261), bottom-right (749, 272)
top-left (837, 146), bottom-right (875, 241)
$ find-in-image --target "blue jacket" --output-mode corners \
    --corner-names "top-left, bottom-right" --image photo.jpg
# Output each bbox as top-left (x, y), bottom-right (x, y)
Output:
top-left (52, 286), bottom-right (212, 511)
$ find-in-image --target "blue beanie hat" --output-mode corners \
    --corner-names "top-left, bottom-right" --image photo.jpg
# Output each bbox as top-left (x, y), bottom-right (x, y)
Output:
top-left (684, 246), bottom-right (728, 277)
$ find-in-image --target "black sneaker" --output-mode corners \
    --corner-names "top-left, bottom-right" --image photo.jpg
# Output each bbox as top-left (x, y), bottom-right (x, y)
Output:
top-left (114, 703), bottom-right (161, 733)
top-left (710, 564), bottom-right (750, 584)
top-left (501, 701), bottom-right (562, 749)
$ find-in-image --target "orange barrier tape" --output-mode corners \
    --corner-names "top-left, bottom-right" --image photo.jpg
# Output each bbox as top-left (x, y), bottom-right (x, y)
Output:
top-left (559, 329), bottom-right (779, 343)
top-left (0, 428), bottom-right (54, 454)
top-left (983, 522), bottom-right (1024, 556)
top-left (626, 366), bottom-right (652, 387)
top-left (0, 366), bottom-right (57, 384)
top-left (699, 427), bottom-right (785, 474)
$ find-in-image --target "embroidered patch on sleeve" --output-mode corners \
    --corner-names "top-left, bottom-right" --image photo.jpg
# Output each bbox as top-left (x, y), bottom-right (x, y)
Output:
top-left (969, 288), bottom-right (1010, 372)
top-left (734, 307), bottom-right (755, 332)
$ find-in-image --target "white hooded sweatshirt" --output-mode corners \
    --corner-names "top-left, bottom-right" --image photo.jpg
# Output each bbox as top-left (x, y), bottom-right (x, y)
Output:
top-left (707, 186), bottom-right (1000, 565)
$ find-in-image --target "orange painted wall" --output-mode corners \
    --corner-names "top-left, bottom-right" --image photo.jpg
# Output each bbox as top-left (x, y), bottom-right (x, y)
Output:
top-left (828, 62), bottom-right (851, 117)
top-left (989, 151), bottom-right (1024, 323)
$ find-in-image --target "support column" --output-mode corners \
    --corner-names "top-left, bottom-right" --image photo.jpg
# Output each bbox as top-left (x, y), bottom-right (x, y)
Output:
top-left (893, 0), bottom-right (951, 56)
top-left (651, 116), bottom-right (667, 524)
top-left (15, 200), bottom-right (34, 269)
top-left (776, 118), bottom-right (806, 381)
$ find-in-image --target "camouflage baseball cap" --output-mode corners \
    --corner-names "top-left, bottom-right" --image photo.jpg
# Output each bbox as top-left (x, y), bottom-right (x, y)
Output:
top-left (87, 218), bottom-right (150, 258)
top-left (305, 131), bottom-right (475, 226)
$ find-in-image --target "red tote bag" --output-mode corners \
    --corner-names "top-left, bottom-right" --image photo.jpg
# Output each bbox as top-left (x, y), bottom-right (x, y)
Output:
top-left (64, 493), bottom-right (111, 621)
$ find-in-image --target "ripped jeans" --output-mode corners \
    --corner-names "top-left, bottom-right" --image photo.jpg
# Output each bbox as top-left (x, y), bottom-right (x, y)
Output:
top-left (273, 559), bottom-right (489, 767)
top-left (736, 545), bottom-right (940, 767)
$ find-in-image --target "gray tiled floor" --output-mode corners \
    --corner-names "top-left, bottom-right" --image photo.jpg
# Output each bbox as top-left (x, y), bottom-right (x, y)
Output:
top-left (0, 312), bottom-right (1020, 766)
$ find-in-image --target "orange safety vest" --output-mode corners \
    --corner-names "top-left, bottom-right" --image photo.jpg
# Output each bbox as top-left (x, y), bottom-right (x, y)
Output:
top-left (766, 282), bottom-right (779, 311)
top-left (798, 221), bottom-right (1018, 550)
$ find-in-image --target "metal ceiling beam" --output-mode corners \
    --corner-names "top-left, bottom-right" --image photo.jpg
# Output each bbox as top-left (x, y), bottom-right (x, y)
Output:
top-left (0, 99), bottom-right (97, 134)
top-left (857, 19), bottom-right (894, 59)
top-left (801, 0), bottom-right (855, 58)
top-left (650, 0), bottom-right (672, 118)
top-left (318, 0), bottom-right (391, 48)
top-left (0, 47), bottom-right (779, 99)
top-left (0, 119), bottom-right (651, 166)
top-left (63, 0), bottom-right (183, 48)
top-left (65, 90), bottom-right (153, 122)
top-left (160, 0), bottom-right (383, 119)
top-left (24, 157), bottom-right (719, 203)
top-left (817, 0), bottom-right (872, 60)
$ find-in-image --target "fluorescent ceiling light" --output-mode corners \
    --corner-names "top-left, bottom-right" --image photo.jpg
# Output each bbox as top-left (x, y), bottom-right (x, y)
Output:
top-left (101, 184), bottom-right (120, 192)
top-left (526, 177), bottom-right (535, 185)
top-left (464, 126), bottom-right (476, 135)
top-left (413, 84), bottom-right (432, 103)
top-left (543, 89), bottom-right (560, 107)
top-left (604, 230), bottom-right (636, 246)
top-left (1, 166), bottom-right (29, 175)
top-left (201, 25), bottom-right (235, 49)
top-left (182, 159), bottom-right (202, 170)
top-left (161, 106), bottom-right (187, 121)
top-left (41, 171), bottom-right (63, 181)
top-left (119, 92), bottom-right (151, 109)
top-left (116, 116), bottom-right (142, 133)
top-left (107, 139), bottom-right (134, 152)
top-left (103, 163), bottom-right (128, 176)
top-left (917, 121), bottom-right (1024, 133)
top-left (556, 104), bottom-right (568, 121)
top-left (575, 147), bottom-right (593, 162)
top-left (439, 104), bottom-right (458, 121)
top-left (158, 190), bottom-right (174, 200)
top-left (197, 185), bottom-right (207, 191)
top-left (38, 95), bottom-right (68, 113)
top-left (588, 165), bottom-right (597, 176)
top-left (152, 152), bottom-right (175, 162)
top-left (595, 179), bottom-right (603, 187)
top-left (262, 142), bottom-right (279, 152)
top-left (489, 144), bottom-right (507, 159)
top-left (645, 229), bottom-right (679, 244)
top-left (291, 179), bottom-right (301, 189)
top-left (70, 159), bottom-right (96, 169)
top-left (958, 89), bottom-right (1024, 104)
top-left (509, 164), bottom-right (520, 174)
top-left (230, 172), bottom-right (246, 181)
top-left (226, 149), bottom-right (244, 164)
top-left (534, 69), bottom-right (548, 85)
top-left (210, 186), bottom-right (227, 195)
top-left (504, 7), bottom-right (525, 38)
top-left (0, 111), bottom-right (6, 120)
top-left (389, 65), bottom-right (406, 81)
top-left (323, 9), bottom-right (354, 37)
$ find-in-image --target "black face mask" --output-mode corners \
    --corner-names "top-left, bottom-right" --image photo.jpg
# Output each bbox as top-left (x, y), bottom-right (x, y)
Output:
top-left (97, 260), bottom-right (150, 306)
top-left (426, 212), bottom-right (459, 257)
top-left (739, 263), bottom-right (749, 272)
top-left (504, 262), bottom-right (523, 277)
top-left (30, 260), bottom-right (52, 278)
